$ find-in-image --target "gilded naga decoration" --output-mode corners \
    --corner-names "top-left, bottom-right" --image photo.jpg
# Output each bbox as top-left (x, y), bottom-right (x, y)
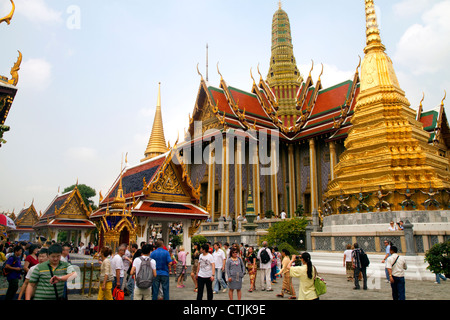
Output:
top-left (0, 0), bottom-right (15, 25)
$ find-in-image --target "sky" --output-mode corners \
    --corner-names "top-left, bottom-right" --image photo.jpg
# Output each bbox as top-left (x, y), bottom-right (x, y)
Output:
top-left (0, 0), bottom-right (449, 214)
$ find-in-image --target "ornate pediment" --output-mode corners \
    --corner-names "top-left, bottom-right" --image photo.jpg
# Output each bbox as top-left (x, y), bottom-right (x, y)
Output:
top-left (151, 163), bottom-right (187, 197)
top-left (55, 188), bottom-right (91, 219)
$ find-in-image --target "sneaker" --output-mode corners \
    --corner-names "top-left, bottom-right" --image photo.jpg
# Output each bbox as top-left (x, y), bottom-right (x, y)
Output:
top-left (213, 291), bottom-right (218, 294)
top-left (222, 288), bottom-right (227, 293)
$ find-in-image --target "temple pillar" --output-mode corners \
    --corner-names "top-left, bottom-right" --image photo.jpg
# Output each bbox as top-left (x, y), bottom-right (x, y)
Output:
top-left (252, 143), bottom-right (261, 217)
top-left (329, 141), bottom-right (337, 180)
top-left (309, 139), bottom-right (318, 212)
top-left (235, 139), bottom-right (243, 217)
top-left (270, 138), bottom-right (279, 215)
top-left (288, 144), bottom-right (296, 218)
top-left (221, 137), bottom-right (230, 218)
top-left (206, 144), bottom-right (215, 221)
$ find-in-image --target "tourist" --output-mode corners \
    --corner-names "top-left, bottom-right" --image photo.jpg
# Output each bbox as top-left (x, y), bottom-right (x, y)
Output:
top-left (176, 246), bottom-right (188, 288)
top-left (4, 245), bottom-right (23, 300)
top-left (212, 242), bottom-right (228, 293)
top-left (196, 243), bottom-right (215, 300)
top-left (270, 247), bottom-right (278, 284)
top-left (126, 243), bottom-right (140, 300)
top-left (434, 272), bottom-right (447, 284)
top-left (397, 220), bottom-right (404, 230)
top-left (26, 243), bottom-right (77, 300)
top-left (226, 247), bottom-right (246, 300)
top-left (343, 244), bottom-right (354, 281)
top-left (257, 241), bottom-right (273, 291)
top-left (287, 252), bottom-right (319, 300)
top-left (18, 248), bottom-right (49, 300)
top-left (275, 249), bottom-right (296, 299)
top-left (381, 240), bottom-right (392, 283)
top-left (191, 243), bottom-right (200, 292)
top-left (131, 244), bottom-right (156, 300)
top-left (245, 246), bottom-right (257, 292)
top-left (388, 221), bottom-right (398, 231)
top-left (150, 239), bottom-right (172, 300)
top-left (61, 243), bottom-right (71, 263)
top-left (280, 209), bottom-right (286, 219)
top-left (351, 243), bottom-right (367, 290)
top-left (168, 248), bottom-right (177, 276)
top-left (23, 244), bottom-right (39, 274)
top-left (111, 244), bottom-right (126, 294)
top-left (122, 244), bottom-right (132, 293)
top-left (386, 245), bottom-right (407, 300)
top-left (97, 247), bottom-right (114, 300)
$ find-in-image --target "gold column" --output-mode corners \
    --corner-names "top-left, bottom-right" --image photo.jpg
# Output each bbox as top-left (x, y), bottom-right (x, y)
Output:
top-left (271, 138), bottom-right (279, 215)
top-left (288, 144), bottom-right (296, 218)
top-left (206, 144), bottom-right (215, 221)
top-left (235, 139), bottom-right (243, 217)
top-left (221, 137), bottom-right (229, 218)
top-left (309, 139), bottom-right (318, 211)
top-left (252, 143), bottom-right (261, 216)
top-left (329, 141), bottom-right (337, 180)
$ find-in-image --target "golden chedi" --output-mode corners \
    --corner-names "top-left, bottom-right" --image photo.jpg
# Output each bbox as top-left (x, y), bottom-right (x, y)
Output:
top-left (325, 0), bottom-right (450, 211)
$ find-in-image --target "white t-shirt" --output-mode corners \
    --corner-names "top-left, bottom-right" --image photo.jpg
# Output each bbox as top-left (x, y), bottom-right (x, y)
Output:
top-left (212, 249), bottom-right (226, 269)
top-left (257, 247), bottom-right (273, 269)
top-left (25, 265), bottom-right (38, 280)
top-left (281, 211), bottom-right (286, 219)
top-left (344, 249), bottom-right (353, 262)
top-left (388, 224), bottom-right (398, 231)
top-left (111, 254), bottom-right (124, 277)
top-left (386, 254), bottom-right (407, 277)
top-left (132, 255), bottom-right (156, 281)
top-left (198, 253), bottom-right (215, 278)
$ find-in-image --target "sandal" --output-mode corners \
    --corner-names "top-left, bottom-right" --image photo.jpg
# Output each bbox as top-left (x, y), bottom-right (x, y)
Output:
top-left (289, 296), bottom-right (296, 300)
top-left (276, 294), bottom-right (284, 298)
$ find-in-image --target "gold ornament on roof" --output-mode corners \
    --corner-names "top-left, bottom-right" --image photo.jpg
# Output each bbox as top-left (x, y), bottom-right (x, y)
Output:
top-left (0, 0), bottom-right (15, 25)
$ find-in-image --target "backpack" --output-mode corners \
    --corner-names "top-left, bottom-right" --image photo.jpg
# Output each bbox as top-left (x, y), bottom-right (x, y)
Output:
top-left (260, 248), bottom-right (271, 264)
top-left (135, 256), bottom-right (153, 289)
top-left (360, 249), bottom-right (370, 268)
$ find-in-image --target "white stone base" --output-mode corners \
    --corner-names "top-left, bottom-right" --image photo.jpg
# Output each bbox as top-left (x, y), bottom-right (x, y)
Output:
top-left (309, 252), bottom-right (436, 281)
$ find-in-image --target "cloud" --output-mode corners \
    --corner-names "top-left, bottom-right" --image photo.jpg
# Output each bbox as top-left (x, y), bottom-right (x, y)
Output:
top-left (393, 0), bottom-right (432, 18)
top-left (65, 147), bottom-right (99, 163)
top-left (19, 58), bottom-right (52, 91)
top-left (298, 63), bottom-right (354, 88)
top-left (393, 0), bottom-right (450, 75)
top-left (14, 0), bottom-right (62, 24)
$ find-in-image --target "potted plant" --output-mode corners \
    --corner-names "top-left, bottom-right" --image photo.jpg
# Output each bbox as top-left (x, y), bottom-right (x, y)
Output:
top-left (424, 241), bottom-right (450, 278)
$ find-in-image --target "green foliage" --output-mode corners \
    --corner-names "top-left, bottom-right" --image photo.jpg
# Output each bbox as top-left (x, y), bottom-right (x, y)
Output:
top-left (265, 209), bottom-right (274, 219)
top-left (191, 235), bottom-right (208, 247)
top-left (276, 242), bottom-right (299, 257)
top-left (261, 217), bottom-right (308, 249)
top-left (169, 234), bottom-right (183, 248)
top-left (64, 184), bottom-right (97, 210)
top-left (294, 204), bottom-right (304, 217)
top-left (424, 241), bottom-right (450, 276)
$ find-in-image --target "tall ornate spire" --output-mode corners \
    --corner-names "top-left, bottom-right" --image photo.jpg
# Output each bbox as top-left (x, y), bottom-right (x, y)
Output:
top-left (364, 0), bottom-right (385, 53)
top-left (325, 0), bottom-right (450, 209)
top-left (142, 82), bottom-right (168, 162)
top-left (266, 5), bottom-right (302, 124)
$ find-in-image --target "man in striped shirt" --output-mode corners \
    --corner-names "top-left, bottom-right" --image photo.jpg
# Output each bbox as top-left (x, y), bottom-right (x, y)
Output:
top-left (25, 243), bottom-right (77, 300)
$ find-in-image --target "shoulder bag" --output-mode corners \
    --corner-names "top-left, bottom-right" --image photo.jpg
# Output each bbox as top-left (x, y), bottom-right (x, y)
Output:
top-left (313, 266), bottom-right (327, 296)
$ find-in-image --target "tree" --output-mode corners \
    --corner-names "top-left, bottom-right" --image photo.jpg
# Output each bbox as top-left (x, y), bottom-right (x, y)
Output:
top-left (261, 217), bottom-right (308, 249)
top-left (424, 241), bottom-right (450, 278)
top-left (63, 184), bottom-right (97, 211)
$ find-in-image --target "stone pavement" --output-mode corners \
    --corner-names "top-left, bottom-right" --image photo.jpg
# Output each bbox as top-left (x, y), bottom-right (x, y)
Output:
top-left (72, 270), bottom-right (449, 301)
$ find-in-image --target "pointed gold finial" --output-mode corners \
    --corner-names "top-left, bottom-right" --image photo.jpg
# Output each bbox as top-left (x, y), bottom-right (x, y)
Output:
top-left (278, 1), bottom-right (282, 10)
top-left (0, 0), bottom-right (15, 25)
top-left (217, 62), bottom-right (223, 81)
top-left (142, 82), bottom-right (168, 162)
top-left (364, 0), bottom-right (385, 53)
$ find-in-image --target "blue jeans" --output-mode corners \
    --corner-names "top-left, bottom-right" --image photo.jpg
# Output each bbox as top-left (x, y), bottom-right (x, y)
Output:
top-left (435, 273), bottom-right (447, 284)
top-left (127, 276), bottom-right (135, 300)
top-left (391, 276), bottom-right (405, 300)
top-left (152, 275), bottom-right (169, 300)
top-left (213, 268), bottom-right (227, 292)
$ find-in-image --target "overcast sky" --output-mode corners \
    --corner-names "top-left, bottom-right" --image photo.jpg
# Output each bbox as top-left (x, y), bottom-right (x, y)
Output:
top-left (1, 0), bottom-right (449, 214)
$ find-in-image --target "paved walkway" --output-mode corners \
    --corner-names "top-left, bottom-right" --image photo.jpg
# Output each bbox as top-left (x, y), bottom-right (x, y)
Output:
top-left (72, 270), bottom-right (449, 301)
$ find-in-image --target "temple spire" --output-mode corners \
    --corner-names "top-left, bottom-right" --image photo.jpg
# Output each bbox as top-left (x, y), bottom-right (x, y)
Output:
top-left (364, 0), bottom-right (385, 53)
top-left (142, 82), bottom-right (168, 162)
